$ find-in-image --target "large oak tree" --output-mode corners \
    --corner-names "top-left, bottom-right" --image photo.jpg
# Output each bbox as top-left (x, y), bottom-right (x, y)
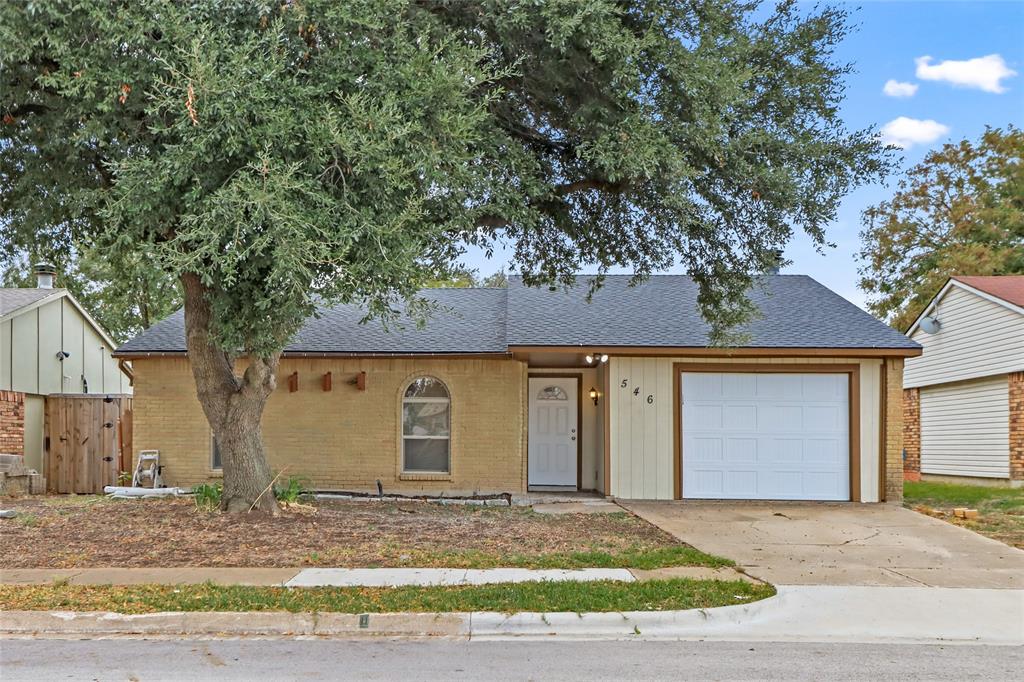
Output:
top-left (1, 0), bottom-right (889, 512)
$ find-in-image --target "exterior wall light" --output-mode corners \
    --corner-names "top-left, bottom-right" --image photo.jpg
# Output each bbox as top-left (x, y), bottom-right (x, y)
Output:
top-left (600, 354), bottom-right (609, 363)
top-left (589, 387), bottom-right (599, 405)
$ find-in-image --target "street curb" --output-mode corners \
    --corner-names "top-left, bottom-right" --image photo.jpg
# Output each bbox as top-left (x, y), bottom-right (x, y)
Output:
top-left (0, 610), bottom-right (470, 639)
top-left (3, 586), bottom-right (1021, 644)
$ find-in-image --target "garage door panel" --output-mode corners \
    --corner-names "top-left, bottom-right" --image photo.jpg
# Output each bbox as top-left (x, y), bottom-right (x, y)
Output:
top-left (723, 374), bottom-right (756, 397)
top-left (723, 405), bottom-right (756, 429)
top-left (691, 404), bottom-right (723, 428)
top-left (920, 377), bottom-right (1009, 479)
top-left (725, 438), bottom-right (757, 463)
top-left (682, 372), bottom-right (850, 501)
top-left (691, 437), bottom-right (723, 461)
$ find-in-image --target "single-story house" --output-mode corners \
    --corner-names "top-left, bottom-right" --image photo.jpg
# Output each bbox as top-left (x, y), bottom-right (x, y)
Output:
top-left (115, 275), bottom-right (920, 502)
top-left (1, 264), bottom-right (133, 492)
top-left (903, 276), bottom-right (1024, 487)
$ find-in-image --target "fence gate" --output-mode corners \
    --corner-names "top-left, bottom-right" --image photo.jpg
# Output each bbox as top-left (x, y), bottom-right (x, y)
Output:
top-left (45, 394), bottom-right (132, 494)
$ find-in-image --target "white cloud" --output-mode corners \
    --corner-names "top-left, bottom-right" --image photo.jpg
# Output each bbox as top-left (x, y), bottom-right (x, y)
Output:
top-left (915, 54), bottom-right (1017, 93)
top-left (880, 117), bottom-right (950, 149)
top-left (883, 80), bottom-right (918, 98)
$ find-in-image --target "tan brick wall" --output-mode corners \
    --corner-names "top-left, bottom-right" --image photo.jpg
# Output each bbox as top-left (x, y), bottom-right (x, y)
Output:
top-left (884, 358), bottom-right (905, 502)
top-left (1010, 372), bottom-right (1024, 482)
top-left (0, 390), bottom-right (25, 455)
top-left (132, 356), bottom-right (527, 493)
top-left (902, 387), bottom-right (921, 481)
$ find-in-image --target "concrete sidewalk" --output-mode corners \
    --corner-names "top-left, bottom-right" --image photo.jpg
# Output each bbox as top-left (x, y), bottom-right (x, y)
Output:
top-left (3, 586), bottom-right (1021, 645)
top-left (0, 566), bottom-right (752, 587)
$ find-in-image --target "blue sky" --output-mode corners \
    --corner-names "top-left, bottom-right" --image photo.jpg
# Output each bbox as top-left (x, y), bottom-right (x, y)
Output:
top-left (462, 0), bottom-right (1024, 311)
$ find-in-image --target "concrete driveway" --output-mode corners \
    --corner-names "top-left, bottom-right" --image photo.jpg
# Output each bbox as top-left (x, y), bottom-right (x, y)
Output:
top-left (620, 501), bottom-right (1024, 588)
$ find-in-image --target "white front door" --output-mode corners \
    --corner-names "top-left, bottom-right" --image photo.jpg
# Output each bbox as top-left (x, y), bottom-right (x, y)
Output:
top-left (528, 377), bottom-right (578, 487)
top-left (681, 372), bottom-right (850, 501)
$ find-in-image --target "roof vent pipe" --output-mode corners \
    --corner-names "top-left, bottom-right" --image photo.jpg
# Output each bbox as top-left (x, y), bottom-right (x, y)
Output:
top-left (766, 249), bottom-right (784, 275)
top-left (33, 263), bottom-right (57, 289)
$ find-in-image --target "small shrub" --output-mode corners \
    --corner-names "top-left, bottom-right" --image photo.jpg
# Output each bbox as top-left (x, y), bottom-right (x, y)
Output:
top-left (274, 476), bottom-right (310, 504)
top-left (116, 470), bottom-right (133, 486)
top-left (192, 482), bottom-right (223, 510)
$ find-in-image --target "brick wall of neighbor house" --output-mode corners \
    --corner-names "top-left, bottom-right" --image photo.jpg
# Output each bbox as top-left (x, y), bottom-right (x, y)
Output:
top-left (902, 387), bottom-right (921, 481)
top-left (1010, 371), bottom-right (1024, 482)
top-left (131, 356), bottom-right (527, 493)
top-left (884, 358), bottom-right (906, 502)
top-left (0, 390), bottom-right (26, 455)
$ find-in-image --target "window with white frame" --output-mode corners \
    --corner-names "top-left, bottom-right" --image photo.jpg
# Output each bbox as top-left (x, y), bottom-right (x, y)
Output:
top-left (402, 376), bottom-right (450, 473)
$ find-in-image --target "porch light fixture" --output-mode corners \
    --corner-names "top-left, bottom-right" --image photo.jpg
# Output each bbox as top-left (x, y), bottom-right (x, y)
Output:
top-left (589, 387), bottom-right (599, 405)
top-left (584, 353), bottom-right (610, 365)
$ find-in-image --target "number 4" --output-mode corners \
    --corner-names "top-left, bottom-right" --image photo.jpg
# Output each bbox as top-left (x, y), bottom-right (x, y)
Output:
top-left (633, 387), bottom-right (640, 396)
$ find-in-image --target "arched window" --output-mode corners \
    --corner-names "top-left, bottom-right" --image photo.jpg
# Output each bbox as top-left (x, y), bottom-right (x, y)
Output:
top-left (402, 376), bottom-right (450, 473)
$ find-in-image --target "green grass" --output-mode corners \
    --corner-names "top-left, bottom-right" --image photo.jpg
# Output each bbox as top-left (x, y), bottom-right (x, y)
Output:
top-left (904, 481), bottom-right (1024, 549)
top-left (304, 544), bottom-right (732, 570)
top-left (0, 579), bottom-right (774, 614)
top-left (904, 481), bottom-right (1024, 508)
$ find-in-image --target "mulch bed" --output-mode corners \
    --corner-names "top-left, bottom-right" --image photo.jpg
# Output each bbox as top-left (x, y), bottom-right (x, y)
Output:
top-left (0, 496), bottom-right (682, 568)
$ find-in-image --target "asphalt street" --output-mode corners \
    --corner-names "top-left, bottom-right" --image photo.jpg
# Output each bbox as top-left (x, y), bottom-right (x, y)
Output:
top-left (2, 638), bottom-right (1021, 681)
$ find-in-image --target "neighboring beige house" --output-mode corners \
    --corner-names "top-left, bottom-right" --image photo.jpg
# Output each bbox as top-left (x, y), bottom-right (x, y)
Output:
top-left (0, 265), bottom-right (132, 474)
top-left (903, 276), bottom-right (1024, 487)
top-left (117, 275), bottom-right (920, 503)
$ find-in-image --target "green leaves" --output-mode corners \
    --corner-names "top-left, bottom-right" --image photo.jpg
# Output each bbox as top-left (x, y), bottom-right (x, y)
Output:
top-left (1, 0), bottom-right (889, 353)
top-left (858, 127), bottom-right (1024, 330)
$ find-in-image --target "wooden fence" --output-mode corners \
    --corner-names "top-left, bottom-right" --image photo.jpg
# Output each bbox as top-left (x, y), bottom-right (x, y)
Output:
top-left (44, 394), bottom-right (133, 494)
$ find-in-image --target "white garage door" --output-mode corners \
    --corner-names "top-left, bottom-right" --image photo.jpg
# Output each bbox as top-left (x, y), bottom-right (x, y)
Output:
top-left (682, 372), bottom-right (850, 500)
top-left (920, 377), bottom-right (1009, 479)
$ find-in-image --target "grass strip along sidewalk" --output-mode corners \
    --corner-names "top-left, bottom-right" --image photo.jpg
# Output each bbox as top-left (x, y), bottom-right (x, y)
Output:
top-left (904, 481), bottom-right (1024, 549)
top-left (0, 579), bottom-right (773, 615)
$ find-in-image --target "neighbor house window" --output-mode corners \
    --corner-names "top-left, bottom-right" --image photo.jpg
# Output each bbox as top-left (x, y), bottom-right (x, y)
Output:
top-left (402, 376), bottom-right (450, 473)
top-left (211, 435), bottom-right (222, 471)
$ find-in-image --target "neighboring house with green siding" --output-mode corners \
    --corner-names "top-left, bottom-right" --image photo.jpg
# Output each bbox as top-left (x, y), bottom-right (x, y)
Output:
top-left (0, 264), bottom-right (132, 474)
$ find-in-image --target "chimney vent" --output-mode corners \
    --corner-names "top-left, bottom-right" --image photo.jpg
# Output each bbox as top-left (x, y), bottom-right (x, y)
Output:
top-left (33, 263), bottom-right (57, 289)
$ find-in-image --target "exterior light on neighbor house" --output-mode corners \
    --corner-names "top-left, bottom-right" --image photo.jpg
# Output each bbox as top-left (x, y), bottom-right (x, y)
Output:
top-left (589, 387), bottom-right (599, 405)
top-left (584, 353), bottom-right (610, 365)
top-left (600, 354), bottom-right (609, 363)
top-left (919, 316), bottom-right (941, 334)
top-left (585, 354), bottom-right (594, 364)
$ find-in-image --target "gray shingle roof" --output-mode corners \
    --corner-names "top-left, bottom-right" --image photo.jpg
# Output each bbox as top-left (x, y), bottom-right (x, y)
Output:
top-left (506, 275), bottom-right (920, 349)
top-left (115, 274), bottom-right (919, 355)
top-left (0, 288), bottom-right (63, 318)
top-left (115, 288), bottom-right (509, 355)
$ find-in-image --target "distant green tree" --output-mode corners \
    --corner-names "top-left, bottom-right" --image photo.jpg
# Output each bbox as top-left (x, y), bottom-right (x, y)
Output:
top-left (1, 0), bottom-right (889, 512)
top-left (424, 265), bottom-right (508, 288)
top-left (2, 247), bottom-right (180, 343)
top-left (422, 265), bottom-right (480, 288)
top-left (858, 127), bottom-right (1024, 330)
top-left (480, 269), bottom-right (509, 288)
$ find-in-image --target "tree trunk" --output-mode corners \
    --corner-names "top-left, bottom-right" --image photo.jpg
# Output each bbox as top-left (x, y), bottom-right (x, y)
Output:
top-left (181, 273), bottom-right (279, 514)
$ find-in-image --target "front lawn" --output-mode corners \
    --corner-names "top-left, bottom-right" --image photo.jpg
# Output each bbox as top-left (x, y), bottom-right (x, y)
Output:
top-left (0, 496), bottom-right (728, 569)
top-left (0, 578), bottom-right (773, 614)
top-left (904, 481), bottom-right (1024, 549)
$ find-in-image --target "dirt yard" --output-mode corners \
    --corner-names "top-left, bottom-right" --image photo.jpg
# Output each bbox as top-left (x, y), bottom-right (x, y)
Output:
top-left (0, 496), bottom-right (720, 569)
